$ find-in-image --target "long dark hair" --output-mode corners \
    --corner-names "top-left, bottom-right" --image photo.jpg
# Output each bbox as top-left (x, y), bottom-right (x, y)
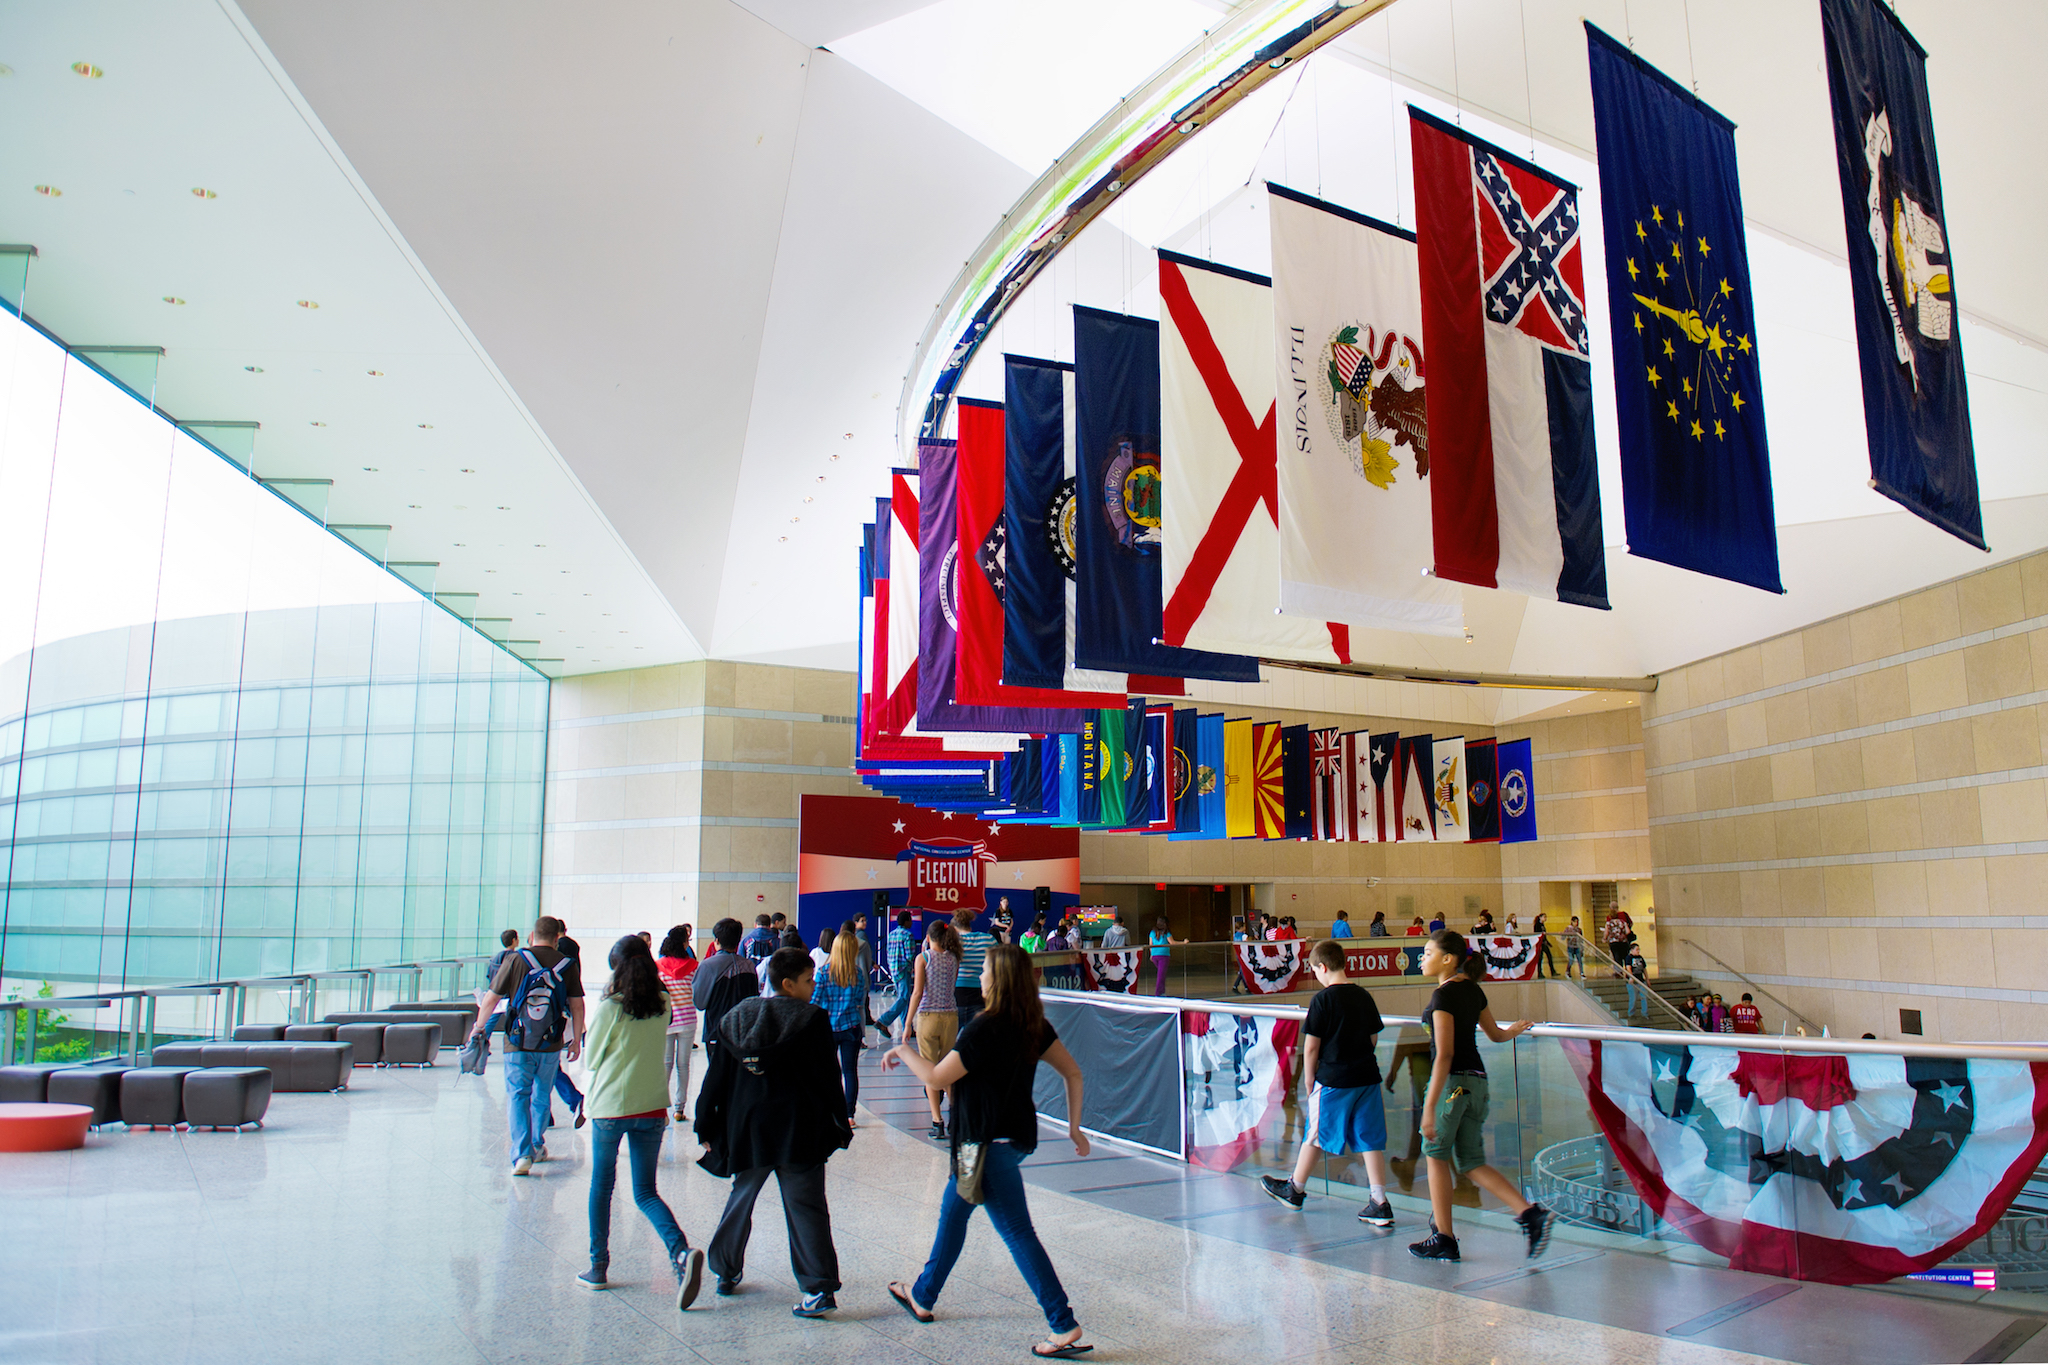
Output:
top-left (658, 925), bottom-right (692, 959)
top-left (926, 919), bottom-right (961, 958)
top-left (982, 944), bottom-right (1045, 1048)
top-left (607, 934), bottom-right (668, 1019)
top-left (1429, 928), bottom-right (1486, 981)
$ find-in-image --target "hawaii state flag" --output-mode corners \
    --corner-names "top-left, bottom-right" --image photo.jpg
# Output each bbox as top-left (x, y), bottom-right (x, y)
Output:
top-left (1158, 250), bottom-right (1351, 664)
top-left (1409, 108), bottom-right (1610, 611)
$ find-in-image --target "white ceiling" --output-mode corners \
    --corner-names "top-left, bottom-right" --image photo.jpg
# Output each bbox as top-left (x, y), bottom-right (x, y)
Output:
top-left (1, 0), bottom-right (2042, 712)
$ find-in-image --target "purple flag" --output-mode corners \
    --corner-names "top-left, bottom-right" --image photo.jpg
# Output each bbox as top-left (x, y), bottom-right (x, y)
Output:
top-left (917, 439), bottom-right (1078, 735)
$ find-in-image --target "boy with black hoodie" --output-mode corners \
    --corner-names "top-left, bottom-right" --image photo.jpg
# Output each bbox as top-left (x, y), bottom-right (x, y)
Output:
top-left (695, 946), bottom-right (852, 1318)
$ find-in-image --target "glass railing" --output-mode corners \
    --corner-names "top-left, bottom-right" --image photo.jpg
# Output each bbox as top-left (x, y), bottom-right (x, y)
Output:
top-left (1041, 983), bottom-right (2048, 1290)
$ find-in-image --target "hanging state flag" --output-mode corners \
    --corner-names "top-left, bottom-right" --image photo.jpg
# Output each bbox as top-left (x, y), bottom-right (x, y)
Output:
top-left (1171, 707), bottom-right (1200, 832)
top-left (1586, 26), bottom-right (1784, 595)
top-left (1281, 725), bottom-right (1313, 840)
top-left (1157, 251), bottom-right (1353, 664)
top-left (1432, 735), bottom-right (1469, 844)
top-left (1368, 731), bottom-right (1399, 841)
top-left (1076, 714), bottom-right (1103, 826)
top-left (1466, 737), bottom-right (1501, 843)
top-left (917, 441), bottom-right (1071, 737)
top-left (1001, 356), bottom-right (1141, 696)
top-left (1251, 721), bottom-right (1285, 839)
top-left (1310, 726), bottom-right (1343, 840)
top-left (1094, 707), bottom-right (1129, 829)
top-left (1395, 735), bottom-right (1435, 841)
top-left (1121, 697), bottom-right (1149, 830)
top-left (1225, 716), bottom-right (1256, 838)
top-left (1143, 704), bottom-right (1177, 832)
top-left (881, 481), bottom-right (921, 737)
top-left (1269, 184), bottom-right (1465, 637)
top-left (1174, 712), bottom-right (1227, 841)
top-left (1339, 730), bottom-right (1367, 842)
top-left (1497, 737), bottom-right (1537, 844)
top-left (958, 398), bottom-right (1122, 709)
top-left (1409, 107), bottom-right (1610, 611)
top-left (1073, 305), bottom-right (1262, 683)
top-left (1820, 0), bottom-right (1984, 550)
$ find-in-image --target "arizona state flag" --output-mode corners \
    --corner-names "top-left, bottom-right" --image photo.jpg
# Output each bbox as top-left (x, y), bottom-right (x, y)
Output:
top-left (1466, 738), bottom-right (1502, 843)
top-left (1820, 0), bottom-right (1985, 550)
top-left (1281, 725), bottom-right (1313, 840)
top-left (1251, 722), bottom-right (1285, 839)
top-left (1396, 735), bottom-right (1436, 841)
top-left (1586, 25), bottom-right (1784, 594)
top-left (1225, 716), bottom-right (1256, 838)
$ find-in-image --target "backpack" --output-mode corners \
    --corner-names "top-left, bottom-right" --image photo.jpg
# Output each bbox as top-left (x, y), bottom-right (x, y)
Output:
top-left (742, 928), bottom-right (774, 962)
top-left (696, 961), bottom-right (760, 1048)
top-left (505, 949), bottom-right (571, 1051)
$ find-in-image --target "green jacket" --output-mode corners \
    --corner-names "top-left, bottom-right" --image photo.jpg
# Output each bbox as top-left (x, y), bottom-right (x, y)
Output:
top-left (581, 992), bottom-right (673, 1119)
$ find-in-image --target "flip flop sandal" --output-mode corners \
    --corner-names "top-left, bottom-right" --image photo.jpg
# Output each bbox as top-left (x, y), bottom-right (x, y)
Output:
top-left (1031, 1342), bottom-right (1093, 1359)
top-left (888, 1283), bottom-right (934, 1324)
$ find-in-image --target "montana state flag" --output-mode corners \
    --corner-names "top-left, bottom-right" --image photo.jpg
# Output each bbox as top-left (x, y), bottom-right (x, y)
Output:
top-left (1586, 25), bottom-right (1784, 594)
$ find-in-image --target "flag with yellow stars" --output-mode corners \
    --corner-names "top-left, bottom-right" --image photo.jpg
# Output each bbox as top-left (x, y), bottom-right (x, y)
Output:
top-left (1587, 24), bottom-right (1785, 594)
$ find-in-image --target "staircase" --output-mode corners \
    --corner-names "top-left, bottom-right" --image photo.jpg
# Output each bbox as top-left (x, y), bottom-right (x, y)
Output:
top-left (1574, 970), bottom-right (1707, 1032)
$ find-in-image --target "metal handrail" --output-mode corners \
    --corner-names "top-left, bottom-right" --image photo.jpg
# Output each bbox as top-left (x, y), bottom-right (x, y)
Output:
top-left (1678, 938), bottom-right (1823, 1035)
top-left (1561, 967), bottom-right (1703, 1032)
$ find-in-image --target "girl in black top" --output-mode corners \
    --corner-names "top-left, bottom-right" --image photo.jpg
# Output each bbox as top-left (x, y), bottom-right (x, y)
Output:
top-left (884, 945), bottom-right (1092, 1359)
top-left (1410, 931), bottom-right (1551, 1263)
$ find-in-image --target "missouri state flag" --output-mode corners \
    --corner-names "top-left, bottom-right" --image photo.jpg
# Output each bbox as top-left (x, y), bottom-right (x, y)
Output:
top-left (1409, 108), bottom-right (1609, 611)
top-left (1587, 25), bottom-right (1784, 594)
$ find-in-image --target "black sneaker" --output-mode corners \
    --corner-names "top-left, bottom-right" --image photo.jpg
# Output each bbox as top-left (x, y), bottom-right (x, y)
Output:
top-left (1518, 1203), bottom-right (1553, 1259)
top-left (576, 1263), bottom-right (609, 1290)
top-left (715, 1273), bottom-right (743, 1296)
top-left (1260, 1175), bottom-right (1305, 1210)
top-left (792, 1290), bottom-right (837, 1319)
top-left (1358, 1198), bottom-right (1395, 1227)
top-left (1408, 1231), bottom-right (1461, 1261)
top-left (676, 1248), bottom-right (705, 1311)
top-left (928, 1120), bottom-right (948, 1142)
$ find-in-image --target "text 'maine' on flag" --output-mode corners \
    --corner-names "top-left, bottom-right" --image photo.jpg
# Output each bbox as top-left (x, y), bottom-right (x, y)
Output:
top-left (1409, 107), bottom-right (1609, 611)
top-left (1819, 0), bottom-right (1985, 551)
top-left (1586, 25), bottom-right (1784, 595)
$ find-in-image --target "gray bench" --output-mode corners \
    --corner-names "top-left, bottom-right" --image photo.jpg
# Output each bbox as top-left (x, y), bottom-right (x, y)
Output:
top-left (149, 1042), bottom-right (351, 1093)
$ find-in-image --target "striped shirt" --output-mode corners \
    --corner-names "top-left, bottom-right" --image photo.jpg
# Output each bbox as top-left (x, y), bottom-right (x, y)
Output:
top-left (917, 949), bottom-right (959, 1015)
top-left (656, 956), bottom-right (697, 1030)
top-left (812, 973), bottom-right (865, 1033)
top-left (957, 930), bottom-right (994, 989)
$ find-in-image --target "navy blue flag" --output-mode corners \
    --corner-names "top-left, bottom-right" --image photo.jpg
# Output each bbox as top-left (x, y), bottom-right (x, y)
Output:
top-left (1281, 724), bottom-right (1312, 840)
top-left (1497, 738), bottom-right (1537, 845)
top-left (1072, 306), bottom-right (1260, 683)
top-left (1466, 737), bottom-right (1501, 843)
top-left (1143, 708), bottom-right (1171, 829)
top-left (1587, 25), bottom-right (1784, 594)
top-left (1172, 707), bottom-right (1199, 832)
top-left (1174, 712), bottom-right (1226, 841)
top-left (1820, 0), bottom-right (1984, 550)
top-left (1003, 356), bottom-right (1077, 691)
top-left (1076, 713), bottom-right (1102, 826)
top-left (1121, 696), bottom-right (1149, 829)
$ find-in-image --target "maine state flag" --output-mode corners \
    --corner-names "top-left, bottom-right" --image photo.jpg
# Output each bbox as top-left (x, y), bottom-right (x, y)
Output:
top-left (1587, 25), bottom-right (1783, 594)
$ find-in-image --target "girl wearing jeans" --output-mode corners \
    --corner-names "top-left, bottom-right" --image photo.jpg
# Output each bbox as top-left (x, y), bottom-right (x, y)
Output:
top-left (885, 945), bottom-right (1092, 1359)
top-left (579, 934), bottom-right (706, 1309)
top-left (809, 924), bottom-right (868, 1126)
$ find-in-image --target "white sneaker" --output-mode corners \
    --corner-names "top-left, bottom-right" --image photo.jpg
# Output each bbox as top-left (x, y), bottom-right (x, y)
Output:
top-left (513, 1155), bottom-right (534, 1176)
top-left (534, 1143), bottom-right (550, 1162)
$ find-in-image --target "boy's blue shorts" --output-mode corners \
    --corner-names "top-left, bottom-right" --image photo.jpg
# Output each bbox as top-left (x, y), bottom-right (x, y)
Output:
top-left (1312, 1083), bottom-right (1387, 1154)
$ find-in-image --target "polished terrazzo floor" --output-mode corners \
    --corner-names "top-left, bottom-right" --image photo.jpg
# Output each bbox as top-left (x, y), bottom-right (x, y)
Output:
top-left (0, 1044), bottom-right (1973, 1365)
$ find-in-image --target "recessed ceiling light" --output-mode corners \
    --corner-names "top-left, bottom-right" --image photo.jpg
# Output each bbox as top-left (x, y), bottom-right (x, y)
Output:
top-left (0, 64), bottom-right (14, 77)
top-left (34, 185), bottom-right (60, 197)
top-left (453, 543), bottom-right (465, 547)
top-left (779, 536), bottom-right (788, 543)
top-left (815, 475), bottom-right (826, 482)
top-left (244, 365), bottom-right (263, 373)
top-left (533, 543), bottom-right (545, 548)
top-left (162, 296), bottom-right (185, 306)
top-left (495, 505), bottom-right (509, 510)
top-left (829, 452), bottom-right (840, 461)
top-left (790, 516), bottom-right (800, 523)
top-left (296, 299), bottom-right (319, 310)
top-left (191, 188), bottom-right (215, 200)
top-left (361, 466), bottom-right (378, 472)
top-left (459, 467), bottom-right (475, 473)
top-left (802, 496), bottom-right (812, 503)
top-left (407, 503), bottom-right (422, 509)
top-left (842, 432), bottom-right (853, 440)
top-left (417, 423), bottom-right (433, 429)
top-left (309, 421), bottom-right (328, 427)
top-left (366, 370), bottom-right (383, 377)
top-left (71, 62), bottom-right (102, 78)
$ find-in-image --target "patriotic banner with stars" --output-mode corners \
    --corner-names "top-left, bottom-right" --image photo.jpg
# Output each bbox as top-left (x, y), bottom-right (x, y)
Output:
top-left (1564, 1039), bottom-right (2048, 1285)
top-left (795, 794), bottom-right (1078, 942)
top-left (1586, 24), bottom-right (1784, 595)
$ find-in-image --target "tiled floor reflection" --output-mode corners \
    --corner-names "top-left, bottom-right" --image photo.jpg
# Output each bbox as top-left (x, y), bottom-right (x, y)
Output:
top-left (0, 1045), bottom-right (2023, 1365)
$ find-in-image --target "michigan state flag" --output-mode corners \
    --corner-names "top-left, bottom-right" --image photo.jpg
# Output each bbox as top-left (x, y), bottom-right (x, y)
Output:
top-left (1820, 0), bottom-right (1984, 550)
top-left (1587, 25), bottom-right (1784, 594)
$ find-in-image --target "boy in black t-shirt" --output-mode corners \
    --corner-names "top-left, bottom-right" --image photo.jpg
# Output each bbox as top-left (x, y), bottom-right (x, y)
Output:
top-left (1261, 939), bottom-right (1396, 1227)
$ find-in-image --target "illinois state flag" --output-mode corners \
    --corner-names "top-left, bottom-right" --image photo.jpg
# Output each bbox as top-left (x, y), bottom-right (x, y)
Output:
top-left (1269, 184), bottom-right (1463, 638)
top-left (1158, 250), bottom-right (1352, 663)
top-left (1587, 25), bottom-right (1784, 594)
top-left (1409, 108), bottom-right (1609, 611)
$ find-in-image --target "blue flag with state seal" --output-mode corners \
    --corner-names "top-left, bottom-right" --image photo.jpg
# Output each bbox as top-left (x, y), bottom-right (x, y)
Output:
top-left (1586, 24), bottom-right (1783, 595)
top-left (1819, 0), bottom-right (1984, 551)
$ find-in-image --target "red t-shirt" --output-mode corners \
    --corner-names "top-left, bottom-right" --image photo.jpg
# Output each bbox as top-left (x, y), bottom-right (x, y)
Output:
top-left (1731, 1003), bottom-right (1762, 1033)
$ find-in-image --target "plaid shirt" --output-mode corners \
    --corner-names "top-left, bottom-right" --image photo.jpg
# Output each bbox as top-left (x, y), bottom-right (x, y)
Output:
top-left (885, 926), bottom-right (917, 981)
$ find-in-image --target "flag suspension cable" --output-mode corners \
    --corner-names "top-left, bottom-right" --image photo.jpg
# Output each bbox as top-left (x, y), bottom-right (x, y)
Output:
top-left (1260, 656), bottom-right (1658, 695)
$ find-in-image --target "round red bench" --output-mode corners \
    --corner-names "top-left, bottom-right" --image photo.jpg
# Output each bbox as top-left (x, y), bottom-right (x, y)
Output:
top-left (0, 1101), bottom-right (94, 1152)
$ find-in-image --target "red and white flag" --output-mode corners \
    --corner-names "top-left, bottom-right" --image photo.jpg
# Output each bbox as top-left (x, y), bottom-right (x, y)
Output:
top-left (1158, 250), bottom-right (1352, 664)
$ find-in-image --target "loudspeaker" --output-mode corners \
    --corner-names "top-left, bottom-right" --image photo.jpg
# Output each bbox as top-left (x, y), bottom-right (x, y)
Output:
top-left (873, 890), bottom-right (891, 915)
top-left (1034, 886), bottom-right (1051, 919)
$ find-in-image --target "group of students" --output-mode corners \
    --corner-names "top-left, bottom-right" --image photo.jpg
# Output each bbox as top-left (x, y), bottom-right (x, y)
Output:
top-left (1685, 991), bottom-right (1763, 1033)
top-left (466, 914), bottom-right (1097, 1357)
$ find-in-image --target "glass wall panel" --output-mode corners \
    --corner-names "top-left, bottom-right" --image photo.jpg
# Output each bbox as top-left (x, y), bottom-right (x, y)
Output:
top-left (0, 301), bottom-right (548, 1017)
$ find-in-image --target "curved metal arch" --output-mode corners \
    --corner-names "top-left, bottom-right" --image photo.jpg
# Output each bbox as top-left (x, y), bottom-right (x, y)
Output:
top-left (896, 0), bottom-right (1397, 461)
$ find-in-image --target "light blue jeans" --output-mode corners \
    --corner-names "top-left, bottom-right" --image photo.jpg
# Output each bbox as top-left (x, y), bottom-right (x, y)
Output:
top-left (876, 979), bottom-right (912, 1034)
top-left (913, 1142), bottom-right (1076, 1333)
top-left (503, 1048), bottom-right (561, 1165)
top-left (1625, 975), bottom-right (1645, 1018)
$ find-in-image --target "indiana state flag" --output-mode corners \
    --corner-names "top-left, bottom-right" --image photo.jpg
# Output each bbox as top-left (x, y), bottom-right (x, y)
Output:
top-left (1587, 25), bottom-right (1784, 594)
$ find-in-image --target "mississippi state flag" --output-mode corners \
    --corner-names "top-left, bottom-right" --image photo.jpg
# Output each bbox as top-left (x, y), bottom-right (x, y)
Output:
top-left (1409, 108), bottom-right (1610, 611)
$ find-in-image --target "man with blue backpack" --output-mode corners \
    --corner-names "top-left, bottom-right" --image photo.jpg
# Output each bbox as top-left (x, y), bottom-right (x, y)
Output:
top-left (469, 916), bottom-right (587, 1176)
